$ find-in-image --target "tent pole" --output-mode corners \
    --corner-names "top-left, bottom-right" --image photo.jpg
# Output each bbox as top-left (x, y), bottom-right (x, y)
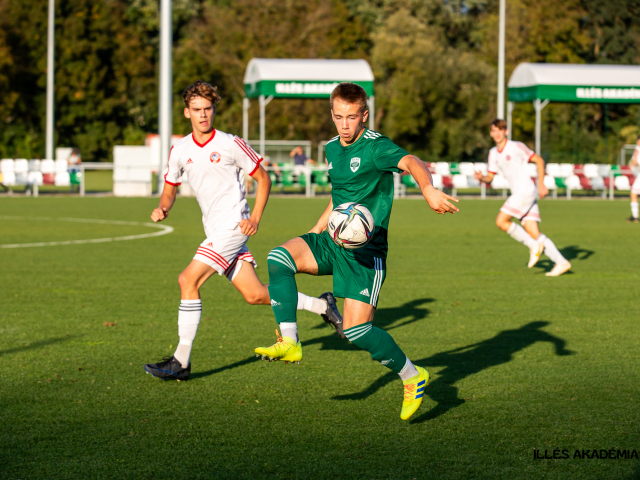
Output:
top-left (46, 0), bottom-right (55, 161)
top-left (158, 0), bottom-right (172, 194)
top-left (243, 97), bottom-right (249, 141)
top-left (506, 101), bottom-right (514, 139)
top-left (535, 99), bottom-right (541, 155)
top-left (368, 96), bottom-right (375, 130)
top-left (604, 103), bottom-right (609, 163)
top-left (573, 104), bottom-right (578, 164)
top-left (497, 0), bottom-right (506, 119)
top-left (259, 95), bottom-right (265, 157)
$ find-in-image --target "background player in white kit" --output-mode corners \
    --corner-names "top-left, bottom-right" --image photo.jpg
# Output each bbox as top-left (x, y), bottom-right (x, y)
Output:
top-left (144, 81), bottom-right (343, 380)
top-left (626, 136), bottom-right (640, 223)
top-left (474, 119), bottom-right (571, 277)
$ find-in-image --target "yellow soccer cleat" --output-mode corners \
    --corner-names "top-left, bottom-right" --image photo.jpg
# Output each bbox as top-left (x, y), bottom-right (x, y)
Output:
top-left (400, 366), bottom-right (429, 421)
top-left (255, 329), bottom-right (302, 364)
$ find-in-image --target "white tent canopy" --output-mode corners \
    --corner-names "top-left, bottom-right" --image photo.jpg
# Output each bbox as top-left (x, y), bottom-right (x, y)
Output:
top-left (506, 63), bottom-right (640, 155)
top-left (242, 58), bottom-right (375, 155)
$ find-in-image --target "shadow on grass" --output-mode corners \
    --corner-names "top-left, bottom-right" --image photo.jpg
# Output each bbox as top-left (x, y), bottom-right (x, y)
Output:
top-left (0, 336), bottom-right (76, 357)
top-left (190, 356), bottom-right (260, 380)
top-left (306, 297), bottom-right (435, 351)
top-left (534, 245), bottom-right (594, 273)
top-left (332, 321), bottom-right (574, 423)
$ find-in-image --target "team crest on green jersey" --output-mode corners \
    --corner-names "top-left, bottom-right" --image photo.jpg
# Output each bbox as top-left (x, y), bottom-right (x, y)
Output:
top-left (350, 157), bottom-right (361, 172)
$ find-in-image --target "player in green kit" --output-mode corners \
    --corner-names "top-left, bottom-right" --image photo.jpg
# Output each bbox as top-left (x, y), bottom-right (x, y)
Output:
top-left (254, 82), bottom-right (459, 420)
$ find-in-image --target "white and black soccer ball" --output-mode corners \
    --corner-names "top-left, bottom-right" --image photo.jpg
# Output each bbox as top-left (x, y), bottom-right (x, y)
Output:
top-left (327, 202), bottom-right (375, 249)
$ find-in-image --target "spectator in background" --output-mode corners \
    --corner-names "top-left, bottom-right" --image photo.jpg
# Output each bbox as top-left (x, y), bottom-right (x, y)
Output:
top-left (0, 171), bottom-right (13, 195)
top-left (289, 145), bottom-right (317, 180)
top-left (67, 148), bottom-right (81, 171)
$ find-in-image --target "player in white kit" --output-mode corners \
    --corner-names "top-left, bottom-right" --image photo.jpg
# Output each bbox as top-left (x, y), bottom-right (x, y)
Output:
top-left (474, 119), bottom-right (571, 277)
top-left (626, 136), bottom-right (640, 223)
top-left (144, 81), bottom-right (343, 380)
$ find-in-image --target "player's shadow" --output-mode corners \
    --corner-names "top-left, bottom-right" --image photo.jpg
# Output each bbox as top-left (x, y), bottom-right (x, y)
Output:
top-left (190, 356), bottom-right (260, 380)
top-left (305, 297), bottom-right (435, 352)
top-left (332, 321), bottom-right (574, 423)
top-left (0, 336), bottom-right (77, 357)
top-left (534, 245), bottom-right (594, 273)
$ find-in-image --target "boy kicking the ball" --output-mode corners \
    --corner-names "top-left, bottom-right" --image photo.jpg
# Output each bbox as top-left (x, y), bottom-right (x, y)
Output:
top-left (254, 82), bottom-right (459, 420)
top-left (474, 119), bottom-right (571, 276)
top-left (143, 81), bottom-right (343, 381)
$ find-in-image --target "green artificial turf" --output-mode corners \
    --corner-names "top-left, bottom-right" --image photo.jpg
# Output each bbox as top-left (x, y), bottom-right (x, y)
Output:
top-left (0, 197), bottom-right (638, 479)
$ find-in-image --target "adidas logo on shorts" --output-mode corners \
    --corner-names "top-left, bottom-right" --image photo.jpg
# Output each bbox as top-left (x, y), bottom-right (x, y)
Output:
top-left (360, 288), bottom-right (370, 296)
top-left (186, 158), bottom-right (193, 164)
top-left (270, 299), bottom-right (281, 306)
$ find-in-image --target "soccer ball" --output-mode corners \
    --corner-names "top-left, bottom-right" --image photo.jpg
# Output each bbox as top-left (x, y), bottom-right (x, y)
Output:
top-left (327, 202), bottom-right (375, 249)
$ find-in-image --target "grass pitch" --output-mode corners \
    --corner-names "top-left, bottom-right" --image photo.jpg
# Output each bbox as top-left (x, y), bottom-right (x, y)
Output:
top-left (0, 196), bottom-right (639, 479)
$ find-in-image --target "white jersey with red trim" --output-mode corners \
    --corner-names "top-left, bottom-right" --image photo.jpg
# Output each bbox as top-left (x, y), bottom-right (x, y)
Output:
top-left (164, 130), bottom-right (262, 236)
top-left (488, 140), bottom-right (536, 196)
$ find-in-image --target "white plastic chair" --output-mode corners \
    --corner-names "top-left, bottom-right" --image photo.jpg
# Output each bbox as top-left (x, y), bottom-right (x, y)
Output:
top-left (54, 172), bottom-right (71, 187)
top-left (41, 159), bottom-right (55, 174)
top-left (431, 173), bottom-right (444, 190)
top-left (467, 176), bottom-right (480, 187)
top-left (1, 159), bottom-right (14, 173)
top-left (55, 159), bottom-right (68, 173)
top-left (583, 164), bottom-right (599, 178)
top-left (565, 174), bottom-right (581, 190)
top-left (527, 163), bottom-right (538, 178)
top-left (559, 163), bottom-right (574, 177)
top-left (614, 175), bottom-right (631, 190)
top-left (459, 162), bottom-right (475, 176)
top-left (14, 159), bottom-right (28, 184)
top-left (597, 164), bottom-right (611, 178)
top-left (590, 177), bottom-right (605, 190)
top-left (29, 159), bottom-right (41, 172)
top-left (474, 162), bottom-right (488, 175)
top-left (435, 162), bottom-right (450, 177)
top-left (28, 171), bottom-right (43, 185)
top-left (546, 163), bottom-right (561, 178)
top-left (543, 175), bottom-right (557, 190)
top-left (452, 174), bottom-right (469, 189)
top-left (1, 171), bottom-right (16, 185)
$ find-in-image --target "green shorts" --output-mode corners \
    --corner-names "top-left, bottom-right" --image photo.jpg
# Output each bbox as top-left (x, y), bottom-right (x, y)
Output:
top-left (300, 231), bottom-right (386, 307)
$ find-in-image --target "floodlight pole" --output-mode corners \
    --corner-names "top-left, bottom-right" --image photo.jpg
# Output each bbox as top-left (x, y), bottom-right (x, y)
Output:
top-left (497, 0), bottom-right (506, 119)
top-left (243, 97), bottom-right (250, 140)
top-left (259, 95), bottom-right (273, 157)
top-left (45, 0), bottom-right (55, 161)
top-left (158, 0), bottom-right (173, 194)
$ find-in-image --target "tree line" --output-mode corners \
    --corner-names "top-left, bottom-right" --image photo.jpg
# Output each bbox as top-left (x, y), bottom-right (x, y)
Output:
top-left (1, 0), bottom-right (639, 163)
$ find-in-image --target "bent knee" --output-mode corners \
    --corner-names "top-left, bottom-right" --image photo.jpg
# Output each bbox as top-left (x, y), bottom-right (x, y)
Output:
top-left (178, 272), bottom-right (197, 290)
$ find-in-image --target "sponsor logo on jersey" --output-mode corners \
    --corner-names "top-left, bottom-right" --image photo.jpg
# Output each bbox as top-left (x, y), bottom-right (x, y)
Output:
top-left (210, 152), bottom-right (221, 163)
top-left (360, 288), bottom-right (370, 296)
top-left (270, 299), bottom-right (281, 306)
top-left (328, 162), bottom-right (333, 170)
top-left (207, 242), bottom-right (213, 247)
top-left (506, 155), bottom-right (511, 161)
top-left (350, 157), bottom-right (361, 172)
top-left (186, 158), bottom-right (193, 164)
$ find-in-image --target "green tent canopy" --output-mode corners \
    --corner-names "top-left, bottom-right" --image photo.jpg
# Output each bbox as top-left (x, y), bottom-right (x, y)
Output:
top-left (242, 58), bottom-right (375, 155)
top-left (506, 63), bottom-right (640, 155)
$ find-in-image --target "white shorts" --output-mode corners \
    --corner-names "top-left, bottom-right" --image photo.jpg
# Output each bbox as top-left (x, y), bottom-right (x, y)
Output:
top-left (500, 194), bottom-right (541, 223)
top-left (193, 230), bottom-right (257, 282)
top-left (632, 176), bottom-right (640, 195)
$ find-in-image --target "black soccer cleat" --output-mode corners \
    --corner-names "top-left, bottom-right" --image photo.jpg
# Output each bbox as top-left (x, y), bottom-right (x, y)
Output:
top-left (625, 216), bottom-right (639, 223)
top-left (144, 356), bottom-right (191, 380)
top-left (319, 292), bottom-right (345, 339)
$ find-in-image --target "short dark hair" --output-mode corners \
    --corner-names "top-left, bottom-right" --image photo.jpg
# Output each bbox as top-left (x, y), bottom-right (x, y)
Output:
top-left (330, 82), bottom-right (367, 112)
top-left (491, 119), bottom-right (508, 131)
top-left (183, 80), bottom-right (221, 107)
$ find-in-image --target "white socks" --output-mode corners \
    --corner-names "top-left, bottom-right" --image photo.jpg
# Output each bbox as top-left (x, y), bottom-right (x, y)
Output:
top-left (399, 357), bottom-right (419, 381)
top-left (279, 322), bottom-right (299, 343)
top-left (297, 293), bottom-right (327, 315)
top-left (174, 299), bottom-right (202, 368)
top-left (506, 222), bottom-right (538, 250)
top-left (632, 201), bottom-right (639, 219)
top-left (537, 234), bottom-right (567, 265)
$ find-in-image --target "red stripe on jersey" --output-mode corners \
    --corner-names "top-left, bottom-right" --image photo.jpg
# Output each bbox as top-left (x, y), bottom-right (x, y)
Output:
top-left (192, 130), bottom-right (216, 148)
top-left (527, 153), bottom-right (535, 162)
top-left (196, 248), bottom-right (229, 268)
top-left (164, 146), bottom-right (182, 186)
top-left (248, 158), bottom-right (263, 176)
top-left (234, 137), bottom-right (260, 163)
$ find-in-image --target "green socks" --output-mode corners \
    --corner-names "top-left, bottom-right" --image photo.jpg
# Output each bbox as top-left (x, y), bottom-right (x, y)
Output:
top-left (267, 247), bottom-right (299, 325)
top-left (344, 323), bottom-right (407, 374)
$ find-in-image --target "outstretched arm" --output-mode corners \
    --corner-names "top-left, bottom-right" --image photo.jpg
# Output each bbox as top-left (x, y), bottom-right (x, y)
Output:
top-left (239, 164), bottom-right (271, 236)
top-left (474, 170), bottom-right (495, 184)
top-left (151, 183), bottom-right (178, 222)
top-left (309, 198), bottom-right (334, 233)
top-left (398, 155), bottom-right (459, 214)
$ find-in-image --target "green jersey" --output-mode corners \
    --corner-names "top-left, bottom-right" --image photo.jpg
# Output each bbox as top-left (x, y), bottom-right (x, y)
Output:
top-left (325, 128), bottom-right (409, 258)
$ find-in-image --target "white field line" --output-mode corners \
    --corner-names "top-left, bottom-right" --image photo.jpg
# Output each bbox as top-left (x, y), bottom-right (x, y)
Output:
top-left (0, 216), bottom-right (173, 249)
